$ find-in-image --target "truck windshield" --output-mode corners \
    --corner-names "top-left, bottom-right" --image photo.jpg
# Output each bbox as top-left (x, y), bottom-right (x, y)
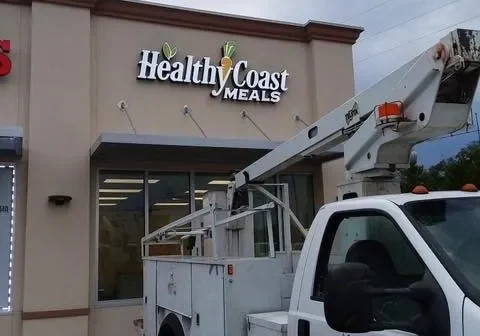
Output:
top-left (403, 197), bottom-right (480, 299)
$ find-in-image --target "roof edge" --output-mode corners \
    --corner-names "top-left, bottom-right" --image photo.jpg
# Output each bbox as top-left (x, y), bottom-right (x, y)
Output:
top-left (3, 0), bottom-right (363, 44)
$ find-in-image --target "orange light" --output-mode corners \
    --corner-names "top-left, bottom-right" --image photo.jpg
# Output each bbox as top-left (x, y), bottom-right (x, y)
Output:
top-left (461, 183), bottom-right (478, 192)
top-left (227, 264), bottom-right (234, 276)
top-left (412, 185), bottom-right (429, 194)
top-left (378, 102), bottom-right (403, 121)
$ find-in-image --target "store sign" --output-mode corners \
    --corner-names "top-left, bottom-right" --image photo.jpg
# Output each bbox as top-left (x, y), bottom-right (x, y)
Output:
top-left (0, 40), bottom-right (12, 77)
top-left (137, 41), bottom-right (289, 104)
top-left (0, 166), bottom-right (14, 310)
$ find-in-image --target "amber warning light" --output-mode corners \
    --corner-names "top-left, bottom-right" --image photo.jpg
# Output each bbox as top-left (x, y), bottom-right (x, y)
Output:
top-left (461, 184), bottom-right (478, 192)
top-left (377, 101), bottom-right (403, 122)
top-left (227, 264), bottom-right (234, 276)
top-left (412, 185), bottom-right (429, 194)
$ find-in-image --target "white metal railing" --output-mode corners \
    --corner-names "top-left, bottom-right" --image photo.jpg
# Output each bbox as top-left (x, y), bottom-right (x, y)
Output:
top-left (140, 183), bottom-right (308, 266)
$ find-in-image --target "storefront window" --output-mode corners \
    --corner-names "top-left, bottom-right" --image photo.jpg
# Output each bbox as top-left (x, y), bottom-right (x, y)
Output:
top-left (97, 171), bottom-right (145, 301)
top-left (280, 174), bottom-right (315, 251)
top-left (0, 166), bottom-right (15, 312)
top-left (96, 169), bottom-right (315, 302)
top-left (193, 173), bottom-right (232, 210)
top-left (252, 177), bottom-right (280, 257)
top-left (148, 173), bottom-right (190, 256)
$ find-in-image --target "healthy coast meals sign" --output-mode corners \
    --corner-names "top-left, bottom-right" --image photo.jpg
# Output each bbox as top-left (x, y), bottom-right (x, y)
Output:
top-left (137, 41), bottom-right (289, 104)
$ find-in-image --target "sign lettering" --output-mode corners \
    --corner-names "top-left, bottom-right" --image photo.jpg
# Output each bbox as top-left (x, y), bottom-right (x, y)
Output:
top-left (0, 40), bottom-right (12, 77)
top-left (137, 41), bottom-right (289, 104)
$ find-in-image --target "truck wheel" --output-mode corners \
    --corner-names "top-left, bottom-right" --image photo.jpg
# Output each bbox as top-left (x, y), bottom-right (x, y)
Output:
top-left (158, 313), bottom-right (185, 336)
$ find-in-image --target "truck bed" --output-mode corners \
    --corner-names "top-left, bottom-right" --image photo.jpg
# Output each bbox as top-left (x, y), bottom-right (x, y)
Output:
top-left (143, 255), bottom-right (296, 336)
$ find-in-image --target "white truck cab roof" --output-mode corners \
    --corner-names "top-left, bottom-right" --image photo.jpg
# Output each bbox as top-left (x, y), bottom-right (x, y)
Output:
top-left (333, 189), bottom-right (480, 207)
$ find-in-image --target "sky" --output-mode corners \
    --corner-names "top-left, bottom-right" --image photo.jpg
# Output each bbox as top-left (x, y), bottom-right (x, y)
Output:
top-left (145, 0), bottom-right (480, 167)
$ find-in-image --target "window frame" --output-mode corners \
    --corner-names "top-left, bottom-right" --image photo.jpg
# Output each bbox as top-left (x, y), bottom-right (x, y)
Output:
top-left (278, 173), bottom-right (315, 251)
top-left (92, 167), bottom-right (316, 307)
top-left (0, 164), bottom-right (16, 314)
top-left (400, 197), bottom-right (480, 309)
top-left (310, 208), bottom-right (426, 302)
top-left (93, 168), bottom-right (147, 307)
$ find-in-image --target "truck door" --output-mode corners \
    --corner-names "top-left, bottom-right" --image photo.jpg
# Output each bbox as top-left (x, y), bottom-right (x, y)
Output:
top-left (290, 206), bottom-right (431, 336)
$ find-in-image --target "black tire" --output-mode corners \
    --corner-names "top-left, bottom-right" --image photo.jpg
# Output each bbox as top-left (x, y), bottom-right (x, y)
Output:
top-left (158, 313), bottom-right (185, 336)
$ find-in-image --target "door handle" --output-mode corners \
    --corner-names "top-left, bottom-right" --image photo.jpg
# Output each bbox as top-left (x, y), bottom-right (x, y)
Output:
top-left (298, 319), bottom-right (310, 336)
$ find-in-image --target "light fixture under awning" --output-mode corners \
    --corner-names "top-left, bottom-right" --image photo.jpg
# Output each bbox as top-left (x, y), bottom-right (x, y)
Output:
top-left (0, 127), bottom-right (23, 160)
top-left (90, 132), bottom-right (344, 166)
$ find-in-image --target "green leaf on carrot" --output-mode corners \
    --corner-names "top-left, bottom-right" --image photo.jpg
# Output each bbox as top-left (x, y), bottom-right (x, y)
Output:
top-left (223, 41), bottom-right (236, 58)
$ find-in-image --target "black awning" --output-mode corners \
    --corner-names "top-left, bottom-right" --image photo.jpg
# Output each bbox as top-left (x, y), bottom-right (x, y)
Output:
top-left (90, 132), bottom-right (343, 166)
top-left (90, 133), bottom-right (284, 164)
top-left (0, 127), bottom-right (23, 160)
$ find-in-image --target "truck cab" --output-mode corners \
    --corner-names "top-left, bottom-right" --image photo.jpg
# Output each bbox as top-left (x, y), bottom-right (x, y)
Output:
top-left (288, 188), bottom-right (480, 335)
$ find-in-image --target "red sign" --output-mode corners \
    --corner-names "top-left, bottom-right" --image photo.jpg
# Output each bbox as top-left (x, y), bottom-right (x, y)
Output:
top-left (0, 40), bottom-right (12, 77)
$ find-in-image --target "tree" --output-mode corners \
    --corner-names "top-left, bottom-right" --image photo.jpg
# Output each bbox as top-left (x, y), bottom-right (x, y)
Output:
top-left (401, 162), bottom-right (429, 192)
top-left (401, 142), bottom-right (480, 192)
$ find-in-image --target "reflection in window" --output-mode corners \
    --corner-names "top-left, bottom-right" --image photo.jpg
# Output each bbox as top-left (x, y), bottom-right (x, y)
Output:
top-left (193, 173), bottom-right (232, 210)
top-left (253, 177), bottom-right (280, 257)
top-left (148, 173), bottom-right (190, 256)
top-left (97, 171), bottom-right (145, 301)
top-left (312, 212), bottom-right (425, 326)
top-left (280, 174), bottom-right (315, 251)
top-left (96, 169), bottom-right (317, 301)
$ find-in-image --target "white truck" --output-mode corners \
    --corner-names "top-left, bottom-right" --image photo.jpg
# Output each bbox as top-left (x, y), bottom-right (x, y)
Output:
top-left (140, 28), bottom-right (480, 336)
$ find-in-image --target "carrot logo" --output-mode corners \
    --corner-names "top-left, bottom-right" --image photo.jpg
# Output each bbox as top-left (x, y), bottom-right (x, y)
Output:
top-left (220, 41), bottom-right (236, 80)
top-left (162, 42), bottom-right (177, 61)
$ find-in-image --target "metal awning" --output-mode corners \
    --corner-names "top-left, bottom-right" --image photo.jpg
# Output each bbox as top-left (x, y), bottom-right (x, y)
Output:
top-left (0, 126), bottom-right (23, 160)
top-left (91, 133), bottom-right (284, 164)
top-left (90, 132), bottom-right (343, 165)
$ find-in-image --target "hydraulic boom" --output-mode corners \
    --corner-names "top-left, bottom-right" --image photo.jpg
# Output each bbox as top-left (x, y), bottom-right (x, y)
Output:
top-left (230, 29), bottom-right (480, 207)
top-left (142, 28), bottom-right (480, 261)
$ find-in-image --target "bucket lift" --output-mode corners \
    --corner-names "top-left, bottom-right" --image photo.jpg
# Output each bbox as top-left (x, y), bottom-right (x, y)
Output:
top-left (142, 29), bottom-right (480, 268)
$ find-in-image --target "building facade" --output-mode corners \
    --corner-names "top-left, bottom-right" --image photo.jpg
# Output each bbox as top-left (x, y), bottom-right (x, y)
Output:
top-left (0, 1), bottom-right (362, 335)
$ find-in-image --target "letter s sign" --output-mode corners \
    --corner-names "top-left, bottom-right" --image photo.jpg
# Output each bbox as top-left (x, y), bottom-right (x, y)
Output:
top-left (0, 40), bottom-right (12, 77)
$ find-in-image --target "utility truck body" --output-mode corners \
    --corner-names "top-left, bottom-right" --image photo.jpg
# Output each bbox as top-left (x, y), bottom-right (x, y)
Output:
top-left (141, 28), bottom-right (480, 336)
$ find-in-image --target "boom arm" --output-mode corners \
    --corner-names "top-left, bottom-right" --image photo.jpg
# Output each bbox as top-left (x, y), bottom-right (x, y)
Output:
top-left (232, 29), bottom-right (480, 193)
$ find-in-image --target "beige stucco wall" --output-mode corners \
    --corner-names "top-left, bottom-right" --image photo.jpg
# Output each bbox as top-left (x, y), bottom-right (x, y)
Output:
top-left (23, 316), bottom-right (88, 336)
top-left (308, 40), bottom-right (355, 203)
top-left (92, 16), bottom-right (314, 142)
top-left (90, 17), bottom-right (354, 206)
top-left (90, 305), bottom-right (142, 336)
top-left (88, 16), bottom-right (355, 336)
top-left (0, 2), bottom-right (357, 336)
top-left (21, 2), bottom-right (91, 335)
top-left (0, 3), bottom-right (30, 138)
top-left (0, 4), bottom-right (30, 336)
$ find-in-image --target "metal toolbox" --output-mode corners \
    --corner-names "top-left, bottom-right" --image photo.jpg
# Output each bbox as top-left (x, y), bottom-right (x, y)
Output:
top-left (247, 311), bottom-right (288, 336)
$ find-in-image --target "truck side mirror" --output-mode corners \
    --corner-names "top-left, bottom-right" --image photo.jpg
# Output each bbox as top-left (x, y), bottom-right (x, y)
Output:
top-left (323, 262), bottom-right (376, 333)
